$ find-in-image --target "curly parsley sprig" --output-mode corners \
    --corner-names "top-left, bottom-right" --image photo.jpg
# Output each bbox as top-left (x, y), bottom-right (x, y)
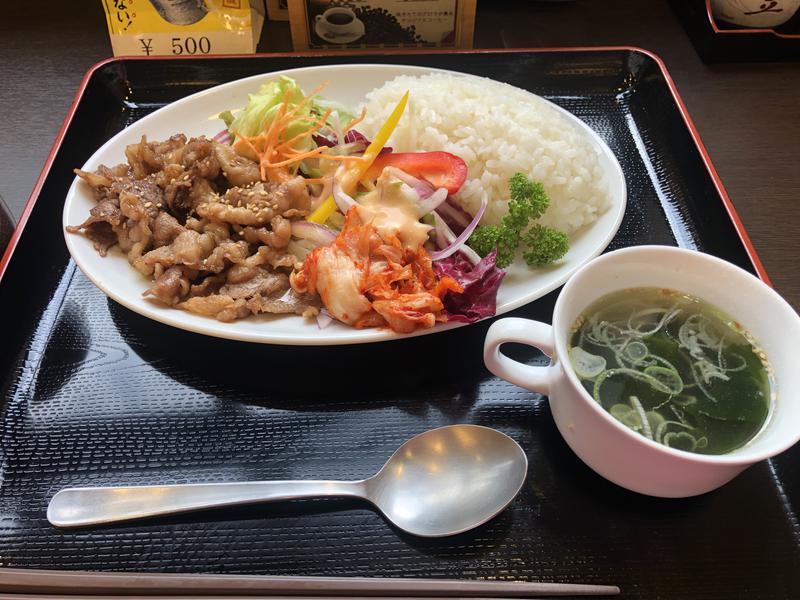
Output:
top-left (468, 173), bottom-right (569, 269)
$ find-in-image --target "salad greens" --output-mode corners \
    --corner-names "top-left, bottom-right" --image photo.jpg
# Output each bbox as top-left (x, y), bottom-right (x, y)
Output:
top-left (219, 76), bottom-right (353, 152)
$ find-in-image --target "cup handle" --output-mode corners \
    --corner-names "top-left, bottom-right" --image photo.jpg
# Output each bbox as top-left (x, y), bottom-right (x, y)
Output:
top-left (484, 318), bottom-right (555, 395)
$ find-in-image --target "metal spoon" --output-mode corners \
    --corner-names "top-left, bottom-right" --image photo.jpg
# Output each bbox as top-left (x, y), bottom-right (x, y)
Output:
top-left (48, 425), bottom-right (528, 536)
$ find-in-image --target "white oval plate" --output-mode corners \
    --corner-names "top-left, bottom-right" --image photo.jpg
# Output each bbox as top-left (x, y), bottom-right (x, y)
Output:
top-left (63, 64), bottom-right (626, 345)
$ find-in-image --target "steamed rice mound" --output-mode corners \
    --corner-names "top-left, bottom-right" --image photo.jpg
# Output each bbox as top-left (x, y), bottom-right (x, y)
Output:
top-left (359, 73), bottom-right (611, 235)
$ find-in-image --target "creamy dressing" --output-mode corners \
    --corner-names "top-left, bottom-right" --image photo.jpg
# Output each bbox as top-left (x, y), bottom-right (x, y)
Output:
top-left (355, 171), bottom-right (431, 249)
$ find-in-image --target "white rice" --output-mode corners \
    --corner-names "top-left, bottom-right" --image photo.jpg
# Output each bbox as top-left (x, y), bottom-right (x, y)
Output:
top-left (359, 73), bottom-right (611, 234)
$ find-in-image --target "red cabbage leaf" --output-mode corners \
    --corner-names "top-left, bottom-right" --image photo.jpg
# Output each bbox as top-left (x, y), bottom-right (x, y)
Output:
top-left (434, 250), bottom-right (505, 323)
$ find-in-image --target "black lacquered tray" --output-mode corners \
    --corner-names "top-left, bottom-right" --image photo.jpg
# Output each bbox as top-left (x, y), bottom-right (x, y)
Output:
top-left (0, 49), bottom-right (797, 598)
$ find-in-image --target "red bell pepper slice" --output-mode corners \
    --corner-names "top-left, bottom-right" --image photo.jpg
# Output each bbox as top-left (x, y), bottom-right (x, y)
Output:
top-left (364, 151), bottom-right (468, 195)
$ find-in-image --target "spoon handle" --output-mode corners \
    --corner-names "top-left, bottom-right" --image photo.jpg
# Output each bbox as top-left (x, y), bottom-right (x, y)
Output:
top-left (47, 480), bottom-right (366, 527)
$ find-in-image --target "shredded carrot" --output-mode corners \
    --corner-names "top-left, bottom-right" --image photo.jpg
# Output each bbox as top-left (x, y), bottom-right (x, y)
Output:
top-left (232, 81), bottom-right (368, 184)
top-left (276, 107), bottom-right (333, 152)
top-left (343, 107), bottom-right (367, 134)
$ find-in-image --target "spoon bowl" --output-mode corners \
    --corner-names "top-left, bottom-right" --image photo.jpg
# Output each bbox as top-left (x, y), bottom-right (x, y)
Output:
top-left (48, 425), bottom-right (528, 537)
top-left (367, 425), bottom-right (528, 536)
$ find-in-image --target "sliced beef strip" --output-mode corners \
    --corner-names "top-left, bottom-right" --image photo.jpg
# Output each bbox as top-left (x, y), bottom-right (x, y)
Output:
top-left (225, 176), bottom-right (309, 213)
top-left (65, 199), bottom-right (122, 256)
top-left (214, 143), bottom-right (260, 187)
top-left (70, 173), bottom-right (163, 258)
top-left (125, 134), bottom-right (187, 179)
top-left (152, 212), bottom-right (185, 248)
top-left (105, 164), bottom-right (132, 178)
top-left (162, 167), bottom-right (220, 216)
top-left (190, 274), bottom-right (226, 297)
top-left (163, 171), bottom-right (194, 215)
top-left (74, 168), bottom-right (112, 191)
top-left (152, 134), bottom-right (188, 165)
top-left (119, 188), bottom-right (160, 223)
top-left (225, 262), bottom-right (261, 284)
top-left (152, 162), bottom-right (184, 190)
top-left (105, 177), bottom-right (164, 209)
top-left (133, 229), bottom-right (217, 276)
top-left (241, 215), bottom-right (291, 249)
top-left (181, 137), bottom-right (220, 180)
top-left (142, 265), bottom-right (194, 306)
top-left (116, 188), bottom-right (162, 263)
top-left (200, 219), bottom-right (229, 241)
top-left (74, 164), bottom-right (137, 203)
top-left (254, 245), bottom-right (298, 270)
top-left (247, 289), bottom-right (321, 317)
top-left (179, 295), bottom-right (250, 323)
top-left (222, 244), bottom-right (297, 275)
top-left (218, 268), bottom-right (289, 300)
top-left (195, 177), bottom-right (310, 226)
top-left (184, 217), bottom-right (231, 245)
top-left (195, 199), bottom-right (269, 227)
top-left (280, 176), bottom-right (312, 214)
top-left (85, 224), bottom-right (119, 256)
top-left (189, 178), bottom-right (219, 209)
top-left (201, 240), bottom-right (250, 273)
top-left (180, 269), bottom-right (316, 322)
top-left (125, 137), bottom-right (161, 179)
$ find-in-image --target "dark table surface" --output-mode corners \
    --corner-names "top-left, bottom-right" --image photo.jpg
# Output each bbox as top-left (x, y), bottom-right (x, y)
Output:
top-left (1, 0), bottom-right (798, 311)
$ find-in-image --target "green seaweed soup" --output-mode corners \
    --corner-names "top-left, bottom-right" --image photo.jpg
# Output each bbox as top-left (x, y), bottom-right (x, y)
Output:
top-left (568, 288), bottom-right (773, 455)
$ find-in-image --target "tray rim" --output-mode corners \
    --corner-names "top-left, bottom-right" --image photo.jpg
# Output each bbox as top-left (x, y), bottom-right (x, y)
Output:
top-left (0, 46), bottom-right (770, 291)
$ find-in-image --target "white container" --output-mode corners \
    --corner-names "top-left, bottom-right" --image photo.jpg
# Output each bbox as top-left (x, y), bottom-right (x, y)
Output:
top-left (711, 0), bottom-right (800, 28)
top-left (484, 246), bottom-right (800, 498)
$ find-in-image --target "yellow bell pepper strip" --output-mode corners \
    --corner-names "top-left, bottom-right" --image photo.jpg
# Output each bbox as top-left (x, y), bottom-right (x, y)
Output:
top-left (307, 90), bottom-right (409, 224)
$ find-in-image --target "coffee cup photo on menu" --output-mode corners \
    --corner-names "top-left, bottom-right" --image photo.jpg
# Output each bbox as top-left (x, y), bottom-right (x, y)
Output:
top-left (302, 0), bottom-right (465, 48)
top-left (313, 4), bottom-right (365, 44)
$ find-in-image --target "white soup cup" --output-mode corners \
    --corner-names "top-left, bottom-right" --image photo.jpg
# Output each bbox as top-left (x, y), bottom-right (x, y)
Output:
top-left (484, 246), bottom-right (800, 497)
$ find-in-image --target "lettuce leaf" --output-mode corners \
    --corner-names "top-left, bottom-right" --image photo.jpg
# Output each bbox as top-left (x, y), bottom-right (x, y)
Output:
top-left (220, 76), bottom-right (358, 166)
top-left (224, 76), bottom-right (306, 139)
top-left (312, 96), bottom-right (355, 127)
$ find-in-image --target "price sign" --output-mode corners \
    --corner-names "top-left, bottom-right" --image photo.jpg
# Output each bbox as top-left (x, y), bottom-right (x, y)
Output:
top-left (102, 0), bottom-right (266, 56)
